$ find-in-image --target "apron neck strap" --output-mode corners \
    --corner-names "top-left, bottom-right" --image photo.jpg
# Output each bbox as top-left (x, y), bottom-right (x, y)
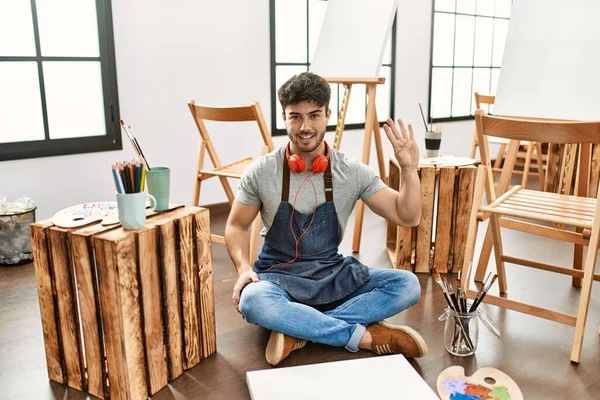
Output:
top-left (281, 153), bottom-right (334, 203)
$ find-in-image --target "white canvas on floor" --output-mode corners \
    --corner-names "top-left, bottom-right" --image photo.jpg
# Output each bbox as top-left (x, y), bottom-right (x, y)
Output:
top-left (246, 354), bottom-right (439, 400)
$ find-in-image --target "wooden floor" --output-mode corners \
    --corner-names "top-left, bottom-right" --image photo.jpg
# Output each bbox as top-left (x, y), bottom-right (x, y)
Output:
top-left (1, 204), bottom-right (600, 399)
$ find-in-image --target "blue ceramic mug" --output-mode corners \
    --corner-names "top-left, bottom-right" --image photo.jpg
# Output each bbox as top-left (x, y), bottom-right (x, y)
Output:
top-left (116, 192), bottom-right (157, 230)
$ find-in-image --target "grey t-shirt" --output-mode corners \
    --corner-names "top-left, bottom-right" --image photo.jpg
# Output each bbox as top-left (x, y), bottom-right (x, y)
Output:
top-left (236, 146), bottom-right (387, 243)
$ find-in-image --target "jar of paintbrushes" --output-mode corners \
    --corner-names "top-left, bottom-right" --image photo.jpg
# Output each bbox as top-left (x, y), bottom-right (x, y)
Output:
top-left (433, 268), bottom-right (501, 356)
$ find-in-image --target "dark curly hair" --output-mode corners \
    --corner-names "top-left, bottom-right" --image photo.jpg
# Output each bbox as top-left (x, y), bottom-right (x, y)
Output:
top-left (277, 72), bottom-right (331, 111)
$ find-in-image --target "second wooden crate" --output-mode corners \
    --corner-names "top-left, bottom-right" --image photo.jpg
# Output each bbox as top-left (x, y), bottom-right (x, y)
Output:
top-left (386, 157), bottom-right (477, 274)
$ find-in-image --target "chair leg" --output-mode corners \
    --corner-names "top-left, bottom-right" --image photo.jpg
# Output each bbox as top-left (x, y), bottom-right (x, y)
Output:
top-left (470, 134), bottom-right (478, 159)
top-left (489, 215), bottom-right (508, 293)
top-left (461, 165), bottom-right (487, 291)
top-left (493, 144), bottom-right (507, 177)
top-left (535, 142), bottom-right (545, 191)
top-left (570, 229), bottom-right (600, 363)
top-left (521, 143), bottom-right (534, 189)
top-left (193, 142), bottom-right (206, 206)
top-left (249, 212), bottom-right (262, 264)
top-left (474, 226), bottom-right (494, 283)
top-left (193, 177), bottom-right (202, 206)
top-left (573, 231), bottom-right (583, 287)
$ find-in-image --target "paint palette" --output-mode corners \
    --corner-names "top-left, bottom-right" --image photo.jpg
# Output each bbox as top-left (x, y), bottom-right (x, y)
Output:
top-left (437, 366), bottom-right (523, 400)
top-left (51, 202), bottom-right (120, 228)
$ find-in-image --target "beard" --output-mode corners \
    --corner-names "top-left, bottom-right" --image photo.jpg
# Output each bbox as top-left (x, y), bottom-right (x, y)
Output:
top-left (287, 129), bottom-right (327, 153)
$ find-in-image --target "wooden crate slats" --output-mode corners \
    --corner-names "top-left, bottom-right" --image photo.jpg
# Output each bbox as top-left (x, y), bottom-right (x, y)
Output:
top-left (433, 167), bottom-right (456, 273)
top-left (95, 235), bottom-right (138, 399)
top-left (415, 166), bottom-right (436, 273)
top-left (137, 229), bottom-right (169, 394)
top-left (452, 166), bottom-right (477, 272)
top-left (47, 227), bottom-right (85, 391)
top-left (385, 162), bottom-right (477, 275)
top-left (179, 214), bottom-right (202, 369)
top-left (30, 222), bottom-right (65, 384)
top-left (31, 206), bottom-right (215, 398)
top-left (158, 221), bottom-right (184, 380)
top-left (70, 233), bottom-right (106, 398)
top-left (194, 209), bottom-right (217, 358)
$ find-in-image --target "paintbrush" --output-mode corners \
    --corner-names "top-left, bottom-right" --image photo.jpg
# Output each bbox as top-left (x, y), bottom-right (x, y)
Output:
top-left (469, 271), bottom-right (491, 312)
top-left (432, 269), bottom-right (474, 349)
top-left (120, 120), bottom-right (151, 170)
top-left (470, 274), bottom-right (498, 312)
top-left (441, 274), bottom-right (461, 312)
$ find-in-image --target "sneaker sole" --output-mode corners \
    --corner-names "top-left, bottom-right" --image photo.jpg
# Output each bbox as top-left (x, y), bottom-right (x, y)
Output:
top-left (377, 320), bottom-right (428, 357)
top-left (265, 331), bottom-right (285, 366)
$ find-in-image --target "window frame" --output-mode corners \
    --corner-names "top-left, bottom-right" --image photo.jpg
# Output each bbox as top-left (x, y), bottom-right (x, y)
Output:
top-left (0, 0), bottom-right (121, 162)
top-left (269, 0), bottom-right (396, 136)
top-left (428, 1), bottom-right (510, 123)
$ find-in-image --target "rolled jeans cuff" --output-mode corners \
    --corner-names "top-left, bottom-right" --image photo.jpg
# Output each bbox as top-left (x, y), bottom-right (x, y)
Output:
top-left (345, 323), bottom-right (365, 353)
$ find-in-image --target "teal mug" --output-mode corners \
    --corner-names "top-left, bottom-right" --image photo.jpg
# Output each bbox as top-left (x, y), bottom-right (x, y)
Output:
top-left (116, 192), bottom-right (157, 230)
top-left (146, 166), bottom-right (171, 211)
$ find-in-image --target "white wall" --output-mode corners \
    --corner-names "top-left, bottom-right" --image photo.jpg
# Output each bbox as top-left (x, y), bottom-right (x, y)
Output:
top-left (0, 0), bottom-right (475, 220)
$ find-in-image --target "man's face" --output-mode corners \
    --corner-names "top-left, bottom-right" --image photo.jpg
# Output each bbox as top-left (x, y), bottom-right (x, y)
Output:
top-left (283, 101), bottom-right (330, 153)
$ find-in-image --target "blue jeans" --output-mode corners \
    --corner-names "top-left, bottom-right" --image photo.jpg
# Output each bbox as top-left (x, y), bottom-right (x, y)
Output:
top-left (239, 267), bottom-right (421, 352)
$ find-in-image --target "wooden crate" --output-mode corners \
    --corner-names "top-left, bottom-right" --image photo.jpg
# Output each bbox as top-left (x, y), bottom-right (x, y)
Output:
top-left (30, 206), bottom-right (216, 399)
top-left (386, 158), bottom-right (477, 274)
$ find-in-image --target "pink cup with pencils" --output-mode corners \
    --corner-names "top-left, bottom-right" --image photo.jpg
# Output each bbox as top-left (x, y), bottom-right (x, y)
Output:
top-left (112, 161), bottom-right (156, 230)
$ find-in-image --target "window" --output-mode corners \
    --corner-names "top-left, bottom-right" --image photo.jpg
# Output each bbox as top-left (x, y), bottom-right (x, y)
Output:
top-left (0, 0), bottom-right (121, 162)
top-left (270, 0), bottom-right (396, 135)
top-left (429, 0), bottom-right (511, 121)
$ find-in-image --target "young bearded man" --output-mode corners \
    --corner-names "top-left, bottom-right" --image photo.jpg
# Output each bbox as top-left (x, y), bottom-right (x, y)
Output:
top-left (225, 72), bottom-right (426, 366)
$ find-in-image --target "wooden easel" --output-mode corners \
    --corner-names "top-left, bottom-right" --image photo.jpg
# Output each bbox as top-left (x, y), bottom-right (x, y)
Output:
top-left (325, 77), bottom-right (387, 253)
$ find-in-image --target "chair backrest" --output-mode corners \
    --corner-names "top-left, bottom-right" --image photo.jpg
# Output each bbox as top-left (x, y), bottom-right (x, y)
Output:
top-left (188, 100), bottom-right (275, 152)
top-left (474, 92), bottom-right (495, 110)
top-left (475, 109), bottom-right (600, 199)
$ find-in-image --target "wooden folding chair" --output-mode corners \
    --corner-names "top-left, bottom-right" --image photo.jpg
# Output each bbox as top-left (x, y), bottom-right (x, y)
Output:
top-left (188, 101), bottom-right (275, 263)
top-left (470, 93), bottom-right (545, 190)
top-left (462, 110), bottom-right (600, 363)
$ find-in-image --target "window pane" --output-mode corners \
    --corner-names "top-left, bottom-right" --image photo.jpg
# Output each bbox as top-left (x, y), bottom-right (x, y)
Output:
top-left (0, 62), bottom-right (44, 143)
top-left (472, 68), bottom-right (491, 113)
top-left (345, 83), bottom-right (366, 124)
top-left (495, 0), bottom-right (512, 18)
top-left (376, 67), bottom-right (391, 120)
top-left (308, 0), bottom-right (326, 63)
top-left (473, 16), bottom-right (493, 66)
top-left (456, 0), bottom-right (476, 14)
top-left (275, 65), bottom-right (308, 130)
top-left (276, 0), bottom-right (307, 63)
top-left (43, 62), bottom-right (105, 139)
top-left (431, 68), bottom-right (452, 119)
top-left (435, 0), bottom-right (455, 12)
top-left (476, 0), bottom-right (495, 17)
top-left (492, 19), bottom-right (509, 67)
top-left (454, 15), bottom-right (475, 66)
top-left (432, 13), bottom-right (455, 66)
top-left (36, 0), bottom-right (99, 57)
top-left (452, 68), bottom-right (473, 117)
top-left (0, 1), bottom-right (36, 56)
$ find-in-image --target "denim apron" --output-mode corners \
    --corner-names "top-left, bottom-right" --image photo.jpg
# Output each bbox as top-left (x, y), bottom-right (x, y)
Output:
top-left (253, 157), bottom-right (369, 305)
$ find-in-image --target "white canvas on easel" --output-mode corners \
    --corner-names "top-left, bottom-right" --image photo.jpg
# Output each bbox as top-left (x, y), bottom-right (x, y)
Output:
top-left (494, 0), bottom-right (600, 120)
top-left (310, 0), bottom-right (398, 78)
top-left (246, 354), bottom-right (438, 400)
top-left (308, 0), bottom-right (399, 253)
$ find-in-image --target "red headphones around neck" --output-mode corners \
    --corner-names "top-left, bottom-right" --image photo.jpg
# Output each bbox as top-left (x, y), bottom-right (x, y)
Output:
top-left (285, 141), bottom-right (330, 174)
